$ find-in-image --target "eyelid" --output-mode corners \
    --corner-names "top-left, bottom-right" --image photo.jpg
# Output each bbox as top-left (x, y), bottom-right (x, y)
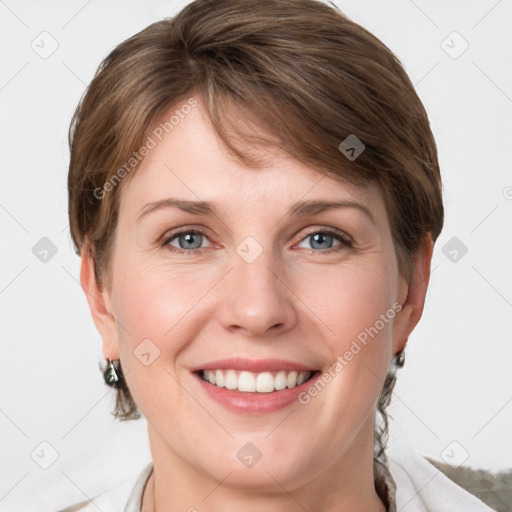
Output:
top-left (296, 225), bottom-right (352, 243)
top-left (292, 226), bottom-right (353, 251)
top-left (161, 225), bottom-right (215, 244)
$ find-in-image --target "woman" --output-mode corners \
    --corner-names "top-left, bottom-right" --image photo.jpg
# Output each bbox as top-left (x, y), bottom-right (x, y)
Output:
top-left (65, 0), bottom-right (496, 510)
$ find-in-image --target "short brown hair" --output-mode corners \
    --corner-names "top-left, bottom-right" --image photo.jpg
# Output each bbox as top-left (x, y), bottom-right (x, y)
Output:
top-left (67, 0), bottom-right (443, 495)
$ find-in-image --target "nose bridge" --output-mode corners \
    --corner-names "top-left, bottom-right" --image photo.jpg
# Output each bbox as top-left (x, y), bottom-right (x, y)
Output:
top-left (217, 240), bottom-right (296, 337)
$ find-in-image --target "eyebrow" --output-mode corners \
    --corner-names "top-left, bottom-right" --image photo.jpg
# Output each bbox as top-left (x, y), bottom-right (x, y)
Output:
top-left (136, 197), bottom-right (376, 225)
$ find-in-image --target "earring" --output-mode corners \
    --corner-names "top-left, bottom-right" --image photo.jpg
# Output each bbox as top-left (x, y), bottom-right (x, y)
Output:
top-left (395, 351), bottom-right (405, 368)
top-left (395, 338), bottom-right (408, 368)
top-left (103, 358), bottom-right (120, 387)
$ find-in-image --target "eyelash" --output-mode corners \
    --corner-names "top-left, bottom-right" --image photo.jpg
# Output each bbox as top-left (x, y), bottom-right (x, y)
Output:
top-left (161, 227), bottom-right (353, 255)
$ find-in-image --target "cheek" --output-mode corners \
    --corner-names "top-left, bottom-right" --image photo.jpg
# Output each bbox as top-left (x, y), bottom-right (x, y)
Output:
top-left (111, 257), bottom-right (211, 343)
top-left (111, 267), bottom-right (193, 421)
top-left (295, 261), bottom-right (396, 355)
top-left (114, 276), bottom-right (170, 345)
top-left (295, 263), bottom-right (396, 422)
top-left (109, 258), bottom-right (221, 410)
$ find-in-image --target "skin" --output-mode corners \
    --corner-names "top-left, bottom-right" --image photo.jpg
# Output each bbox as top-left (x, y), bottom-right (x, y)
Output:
top-left (81, 98), bottom-right (433, 512)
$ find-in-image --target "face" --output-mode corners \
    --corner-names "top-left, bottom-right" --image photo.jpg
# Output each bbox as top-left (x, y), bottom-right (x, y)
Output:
top-left (83, 99), bottom-right (428, 492)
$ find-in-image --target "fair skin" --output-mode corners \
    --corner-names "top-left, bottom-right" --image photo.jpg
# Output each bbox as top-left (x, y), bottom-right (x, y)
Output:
top-left (81, 99), bottom-right (433, 512)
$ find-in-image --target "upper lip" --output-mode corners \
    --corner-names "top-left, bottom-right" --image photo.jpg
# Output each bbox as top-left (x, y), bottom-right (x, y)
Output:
top-left (190, 357), bottom-right (318, 373)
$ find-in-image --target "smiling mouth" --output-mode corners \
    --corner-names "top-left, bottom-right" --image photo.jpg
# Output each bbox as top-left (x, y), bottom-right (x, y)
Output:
top-left (196, 369), bottom-right (319, 393)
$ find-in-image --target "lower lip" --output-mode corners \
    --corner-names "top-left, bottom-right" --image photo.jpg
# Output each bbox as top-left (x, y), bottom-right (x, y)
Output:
top-left (193, 371), bottom-right (321, 414)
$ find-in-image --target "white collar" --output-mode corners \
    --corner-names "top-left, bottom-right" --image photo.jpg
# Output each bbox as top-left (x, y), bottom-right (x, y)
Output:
top-left (386, 440), bottom-right (495, 511)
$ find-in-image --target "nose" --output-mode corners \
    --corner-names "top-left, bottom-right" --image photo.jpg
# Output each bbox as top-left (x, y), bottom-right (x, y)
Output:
top-left (216, 249), bottom-right (298, 338)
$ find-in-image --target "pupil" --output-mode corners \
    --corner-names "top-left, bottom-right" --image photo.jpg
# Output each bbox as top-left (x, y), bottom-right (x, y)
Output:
top-left (311, 233), bottom-right (332, 250)
top-left (180, 233), bottom-right (201, 249)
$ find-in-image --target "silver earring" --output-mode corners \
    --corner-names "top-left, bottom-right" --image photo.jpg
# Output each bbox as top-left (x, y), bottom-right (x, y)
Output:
top-left (104, 358), bottom-right (120, 387)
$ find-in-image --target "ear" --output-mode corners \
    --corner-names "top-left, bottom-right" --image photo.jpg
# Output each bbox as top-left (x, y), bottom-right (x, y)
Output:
top-left (79, 241), bottom-right (120, 360)
top-left (392, 234), bottom-right (434, 356)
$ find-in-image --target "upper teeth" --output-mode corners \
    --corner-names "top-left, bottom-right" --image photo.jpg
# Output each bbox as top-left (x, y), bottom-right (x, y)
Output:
top-left (201, 370), bottom-right (312, 393)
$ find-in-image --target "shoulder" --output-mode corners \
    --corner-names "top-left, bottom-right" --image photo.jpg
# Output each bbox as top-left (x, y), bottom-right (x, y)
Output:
top-left (58, 462), bottom-right (153, 512)
top-left (423, 457), bottom-right (511, 512)
top-left (387, 442), bottom-right (499, 512)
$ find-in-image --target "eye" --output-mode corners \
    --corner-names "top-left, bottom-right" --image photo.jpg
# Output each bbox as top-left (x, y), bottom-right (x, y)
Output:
top-left (296, 228), bottom-right (352, 252)
top-left (163, 230), bottom-right (211, 254)
top-left (161, 227), bottom-right (352, 255)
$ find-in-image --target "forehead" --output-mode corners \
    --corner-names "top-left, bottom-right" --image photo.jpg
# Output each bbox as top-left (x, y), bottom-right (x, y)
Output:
top-left (118, 101), bottom-right (384, 220)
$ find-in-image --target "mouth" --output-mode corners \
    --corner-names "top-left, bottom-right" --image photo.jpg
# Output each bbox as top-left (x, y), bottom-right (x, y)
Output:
top-left (195, 368), bottom-right (320, 393)
top-left (189, 357), bottom-right (322, 413)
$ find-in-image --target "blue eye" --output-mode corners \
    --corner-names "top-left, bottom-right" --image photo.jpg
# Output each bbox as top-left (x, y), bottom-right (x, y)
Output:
top-left (164, 230), bottom-right (209, 253)
top-left (297, 229), bottom-right (352, 252)
top-left (162, 227), bottom-right (352, 255)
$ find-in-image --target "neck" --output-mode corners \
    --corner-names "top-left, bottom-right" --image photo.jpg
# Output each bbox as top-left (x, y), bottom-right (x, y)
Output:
top-left (143, 414), bottom-right (387, 512)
